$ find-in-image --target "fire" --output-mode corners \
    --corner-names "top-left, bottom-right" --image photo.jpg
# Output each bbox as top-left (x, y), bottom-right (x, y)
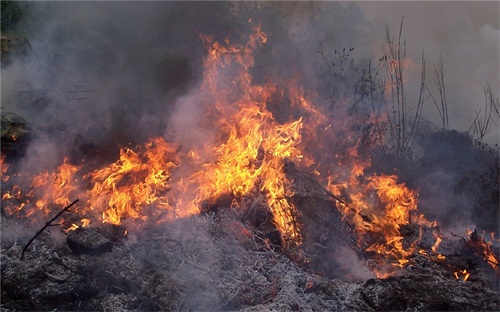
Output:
top-left (2, 158), bottom-right (80, 219)
top-left (32, 158), bottom-right (80, 209)
top-left (66, 218), bottom-right (92, 233)
top-left (466, 229), bottom-right (500, 276)
top-left (1, 25), bottom-right (496, 282)
top-left (1, 155), bottom-right (9, 182)
top-left (431, 236), bottom-right (442, 253)
top-left (327, 155), bottom-right (436, 278)
top-left (174, 26), bottom-right (304, 245)
top-left (364, 175), bottom-right (420, 276)
top-left (454, 269), bottom-right (470, 281)
top-left (85, 137), bottom-right (178, 225)
top-left (1, 26), bottom-right (304, 246)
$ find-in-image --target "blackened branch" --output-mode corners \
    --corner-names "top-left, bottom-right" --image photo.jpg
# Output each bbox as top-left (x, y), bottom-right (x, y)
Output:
top-left (20, 199), bottom-right (79, 260)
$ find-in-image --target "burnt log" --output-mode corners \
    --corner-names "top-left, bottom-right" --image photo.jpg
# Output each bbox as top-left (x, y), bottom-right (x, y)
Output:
top-left (284, 161), bottom-right (364, 277)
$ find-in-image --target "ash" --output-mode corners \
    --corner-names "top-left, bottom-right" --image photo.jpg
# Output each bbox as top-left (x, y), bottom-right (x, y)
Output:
top-left (1, 209), bottom-right (498, 311)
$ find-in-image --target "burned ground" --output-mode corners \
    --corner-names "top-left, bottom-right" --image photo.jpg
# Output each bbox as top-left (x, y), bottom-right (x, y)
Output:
top-left (2, 207), bottom-right (499, 312)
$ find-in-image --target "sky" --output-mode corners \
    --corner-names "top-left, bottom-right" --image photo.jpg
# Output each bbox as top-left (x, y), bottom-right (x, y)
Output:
top-left (356, 1), bottom-right (499, 145)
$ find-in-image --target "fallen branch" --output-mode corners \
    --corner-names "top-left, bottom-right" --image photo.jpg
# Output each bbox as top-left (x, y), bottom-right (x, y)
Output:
top-left (20, 199), bottom-right (79, 260)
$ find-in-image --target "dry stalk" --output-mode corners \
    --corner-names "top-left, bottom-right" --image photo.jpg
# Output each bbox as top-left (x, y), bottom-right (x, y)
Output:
top-left (21, 199), bottom-right (79, 260)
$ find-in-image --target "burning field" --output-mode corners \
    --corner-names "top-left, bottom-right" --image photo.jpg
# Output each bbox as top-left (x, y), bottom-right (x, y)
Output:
top-left (1, 2), bottom-right (499, 311)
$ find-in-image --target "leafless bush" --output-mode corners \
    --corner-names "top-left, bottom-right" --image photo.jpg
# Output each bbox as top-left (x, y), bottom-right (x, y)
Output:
top-left (352, 60), bottom-right (387, 149)
top-left (380, 17), bottom-right (425, 157)
top-left (468, 84), bottom-right (499, 142)
top-left (427, 54), bottom-right (449, 130)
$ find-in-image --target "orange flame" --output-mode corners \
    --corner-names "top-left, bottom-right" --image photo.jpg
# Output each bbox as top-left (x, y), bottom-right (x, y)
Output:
top-left (467, 229), bottom-right (499, 276)
top-left (2, 158), bottom-right (80, 219)
top-left (85, 137), bottom-right (178, 225)
top-left (431, 236), bottom-right (442, 254)
top-left (173, 26), bottom-right (304, 245)
top-left (1, 155), bottom-right (9, 182)
top-left (327, 157), bottom-right (434, 278)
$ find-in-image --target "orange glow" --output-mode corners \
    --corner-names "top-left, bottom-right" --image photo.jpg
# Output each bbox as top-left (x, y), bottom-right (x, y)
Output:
top-left (431, 236), bottom-right (442, 253)
top-left (81, 218), bottom-right (91, 227)
top-left (327, 154), bottom-right (437, 278)
top-left (454, 269), bottom-right (470, 281)
top-left (173, 26), bottom-right (304, 245)
top-left (1, 155), bottom-right (9, 182)
top-left (2, 159), bottom-right (80, 219)
top-left (66, 224), bottom-right (79, 232)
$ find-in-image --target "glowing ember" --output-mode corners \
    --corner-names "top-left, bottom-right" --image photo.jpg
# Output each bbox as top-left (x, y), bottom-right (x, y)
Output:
top-left (431, 236), bottom-right (442, 253)
top-left (1, 155), bottom-right (9, 182)
top-left (454, 269), bottom-right (470, 281)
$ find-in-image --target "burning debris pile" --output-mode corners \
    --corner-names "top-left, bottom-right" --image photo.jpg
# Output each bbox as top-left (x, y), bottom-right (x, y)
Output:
top-left (1, 24), bottom-right (499, 311)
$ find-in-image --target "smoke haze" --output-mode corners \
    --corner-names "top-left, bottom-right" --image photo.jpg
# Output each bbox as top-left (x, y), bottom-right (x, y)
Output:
top-left (3, 2), bottom-right (498, 152)
top-left (356, 1), bottom-right (499, 145)
top-left (1, 1), bottom-right (498, 285)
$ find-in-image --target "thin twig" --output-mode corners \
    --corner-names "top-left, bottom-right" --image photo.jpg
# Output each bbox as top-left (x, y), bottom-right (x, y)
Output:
top-left (20, 199), bottom-right (79, 260)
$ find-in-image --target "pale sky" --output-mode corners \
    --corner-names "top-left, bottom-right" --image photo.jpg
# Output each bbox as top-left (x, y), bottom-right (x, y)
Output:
top-left (355, 1), bottom-right (499, 145)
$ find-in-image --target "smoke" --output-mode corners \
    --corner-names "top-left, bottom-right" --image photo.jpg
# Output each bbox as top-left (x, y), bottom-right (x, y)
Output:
top-left (334, 246), bottom-right (376, 281)
top-left (356, 1), bottom-right (500, 145)
top-left (1, 1), bottom-right (498, 288)
top-left (166, 90), bottom-right (214, 152)
top-left (2, 1), bottom-right (243, 171)
top-left (3, 2), bottom-right (498, 158)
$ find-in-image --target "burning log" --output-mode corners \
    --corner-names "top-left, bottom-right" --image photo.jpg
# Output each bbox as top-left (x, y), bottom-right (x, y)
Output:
top-left (193, 160), bottom-right (363, 279)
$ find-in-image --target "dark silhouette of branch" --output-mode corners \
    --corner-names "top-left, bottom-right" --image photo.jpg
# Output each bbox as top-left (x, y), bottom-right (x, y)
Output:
top-left (468, 85), bottom-right (498, 142)
top-left (20, 199), bottom-right (79, 260)
top-left (382, 16), bottom-right (425, 156)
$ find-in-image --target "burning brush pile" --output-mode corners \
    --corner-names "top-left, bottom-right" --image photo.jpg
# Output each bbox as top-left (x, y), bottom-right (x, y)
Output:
top-left (1, 26), bottom-right (499, 311)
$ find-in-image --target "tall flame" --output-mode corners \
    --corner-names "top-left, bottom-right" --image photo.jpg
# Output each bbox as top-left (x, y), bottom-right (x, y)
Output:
top-left (174, 26), bottom-right (304, 245)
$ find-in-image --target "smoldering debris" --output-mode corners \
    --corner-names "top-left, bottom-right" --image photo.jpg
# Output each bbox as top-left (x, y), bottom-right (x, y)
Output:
top-left (1, 206), bottom-right (499, 312)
